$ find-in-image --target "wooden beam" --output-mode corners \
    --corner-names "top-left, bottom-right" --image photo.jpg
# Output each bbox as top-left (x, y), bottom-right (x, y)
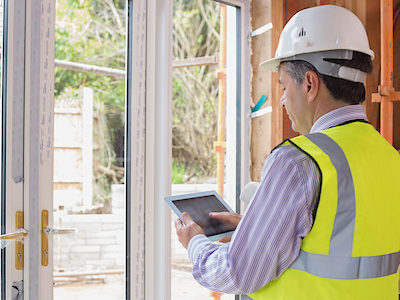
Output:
top-left (393, 0), bottom-right (400, 148)
top-left (250, 0), bottom-right (272, 181)
top-left (270, 0), bottom-right (285, 149)
top-left (365, 0), bottom-right (381, 129)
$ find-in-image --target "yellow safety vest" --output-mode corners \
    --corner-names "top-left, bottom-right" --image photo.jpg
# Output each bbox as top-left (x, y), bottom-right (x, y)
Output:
top-left (249, 121), bottom-right (400, 300)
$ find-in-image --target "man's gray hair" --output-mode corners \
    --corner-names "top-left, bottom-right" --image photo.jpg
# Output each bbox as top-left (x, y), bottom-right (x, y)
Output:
top-left (278, 60), bottom-right (317, 85)
top-left (277, 52), bottom-right (372, 105)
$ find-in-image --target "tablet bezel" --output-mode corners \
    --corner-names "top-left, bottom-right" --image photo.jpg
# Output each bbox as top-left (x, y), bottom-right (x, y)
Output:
top-left (165, 190), bottom-right (235, 242)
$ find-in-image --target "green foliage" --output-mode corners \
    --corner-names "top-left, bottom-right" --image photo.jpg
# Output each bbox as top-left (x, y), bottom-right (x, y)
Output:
top-left (55, 0), bottom-right (220, 194)
top-left (172, 161), bottom-right (185, 184)
top-left (55, 0), bottom-right (126, 108)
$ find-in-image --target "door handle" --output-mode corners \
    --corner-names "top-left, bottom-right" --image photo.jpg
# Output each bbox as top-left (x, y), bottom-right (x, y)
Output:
top-left (42, 227), bottom-right (77, 235)
top-left (0, 229), bottom-right (28, 241)
top-left (41, 209), bottom-right (78, 266)
top-left (0, 212), bottom-right (29, 270)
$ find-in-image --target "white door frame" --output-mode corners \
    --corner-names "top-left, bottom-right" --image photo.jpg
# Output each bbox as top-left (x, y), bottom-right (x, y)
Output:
top-left (23, 0), bottom-right (55, 299)
top-left (134, 0), bottom-right (251, 299)
top-left (144, 0), bottom-right (173, 299)
top-left (2, 0), bottom-right (26, 298)
top-left (127, 0), bottom-right (172, 299)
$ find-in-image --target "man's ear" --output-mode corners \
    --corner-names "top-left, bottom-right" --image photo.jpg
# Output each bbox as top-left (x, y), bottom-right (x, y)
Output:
top-left (304, 70), bottom-right (319, 103)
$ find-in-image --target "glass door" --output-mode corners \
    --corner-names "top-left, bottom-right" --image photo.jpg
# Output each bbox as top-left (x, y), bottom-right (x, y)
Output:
top-left (0, 1), bottom-right (132, 299)
top-left (53, 1), bottom-right (127, 299)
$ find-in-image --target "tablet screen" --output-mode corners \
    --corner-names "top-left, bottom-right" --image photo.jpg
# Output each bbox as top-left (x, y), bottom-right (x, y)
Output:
top-left (173, 195), bottom-right (235, 237)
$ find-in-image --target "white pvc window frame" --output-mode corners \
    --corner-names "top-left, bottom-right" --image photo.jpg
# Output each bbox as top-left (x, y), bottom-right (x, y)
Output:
top-left (0, 0), bottom-right (55, 299)
top-left (127, 0), bottom-right (250, 299)
top-left (217, 0), bottom-right (251, 214)
top-left (24, 0), bottom-right (55, 299)
top-left (1, 0), bottom-right (26, 297)
top-left (126, 0), bottom-right (172, 299)
top-left (215, 4), bottom-right (252, 300)
top-left (127, 0), bottom-right (250, 298)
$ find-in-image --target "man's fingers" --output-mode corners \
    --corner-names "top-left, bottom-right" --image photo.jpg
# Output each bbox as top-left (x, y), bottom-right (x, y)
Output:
top-left (174, 218), bottom-right (183, 231)
top-left (174, 213), bottom-right (204, 249)
top-left (209, 212), bottom-right (240, 221)
top-left (209, 211), bottom-right (233, 219)
top-left (209, 212), bottom-right (241, 228)
top-left (181, 212), bottom-right (193, 224)
top-left (218, 236), bottom-right (232, 243)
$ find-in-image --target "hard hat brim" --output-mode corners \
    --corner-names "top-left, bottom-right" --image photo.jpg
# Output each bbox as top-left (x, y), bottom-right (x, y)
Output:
top-left (259, 57), bottom-right (281, 72)
top-left (260, 47), bottom-right (375, 73)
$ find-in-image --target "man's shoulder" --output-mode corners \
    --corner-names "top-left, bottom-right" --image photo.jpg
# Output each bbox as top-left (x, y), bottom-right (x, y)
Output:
top-left (269, 142), bottom-right (311, 165)
top-left (260, 142), bottom-right (320, 188)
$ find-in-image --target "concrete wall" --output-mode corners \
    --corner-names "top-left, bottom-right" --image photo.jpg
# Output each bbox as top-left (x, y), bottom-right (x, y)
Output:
top-left (53, 213), bottom-right (124, 271)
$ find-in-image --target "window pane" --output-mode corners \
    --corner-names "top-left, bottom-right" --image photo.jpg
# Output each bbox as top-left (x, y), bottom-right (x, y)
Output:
top-left (171, 1), bottom-right (237, 299)
top-left (53, 1), bottom-right (126, 299)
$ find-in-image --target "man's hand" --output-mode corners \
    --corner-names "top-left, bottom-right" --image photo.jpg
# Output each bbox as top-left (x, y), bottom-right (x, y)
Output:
top-left (209, 212), bottom-right (242, 243)
top-left (209, 211), bottom-right (242, 228)
top-left (174, 212), bottom-right (204, 249)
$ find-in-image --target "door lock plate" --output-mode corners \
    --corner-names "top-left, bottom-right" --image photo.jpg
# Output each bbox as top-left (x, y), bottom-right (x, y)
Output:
top-left (15, 211), bottom-right (24, 270)
top-left (41, 210), bottom-right (49, 266)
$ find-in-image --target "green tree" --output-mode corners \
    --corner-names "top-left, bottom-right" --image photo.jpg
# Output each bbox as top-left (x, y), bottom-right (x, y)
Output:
top-left (55, 0), bottom-right (220, 192)
top-left (55, 0), bottom-right (126, 206)
top-left (172, 0), bottom-right (220, 180)
top-left (55, 0), bottom-right (125, 106)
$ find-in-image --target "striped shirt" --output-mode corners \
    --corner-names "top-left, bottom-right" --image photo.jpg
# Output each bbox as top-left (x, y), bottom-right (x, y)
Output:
top-left (187, 105), bottom-right (368, 294)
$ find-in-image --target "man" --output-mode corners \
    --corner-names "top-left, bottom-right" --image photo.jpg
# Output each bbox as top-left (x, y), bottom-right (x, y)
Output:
top-left (175, 5), bottom-right (400, 299)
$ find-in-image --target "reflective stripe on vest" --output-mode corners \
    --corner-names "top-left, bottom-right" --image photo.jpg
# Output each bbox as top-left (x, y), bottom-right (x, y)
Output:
top-left (291, 250), bottom-right (400, 280)
top-left (289, 132), bottom-right (400, 279)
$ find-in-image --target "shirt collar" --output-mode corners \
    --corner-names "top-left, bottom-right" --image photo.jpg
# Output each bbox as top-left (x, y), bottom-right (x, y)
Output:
top-left (310, 105), bottom-right (368, 133)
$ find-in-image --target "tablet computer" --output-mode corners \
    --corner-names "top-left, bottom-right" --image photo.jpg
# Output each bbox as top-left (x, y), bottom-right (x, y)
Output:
top-left (165, 190), bottom-right (235, 242)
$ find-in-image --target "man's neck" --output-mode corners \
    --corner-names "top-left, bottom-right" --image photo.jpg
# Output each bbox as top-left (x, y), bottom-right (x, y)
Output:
top-left (312, 99), bottom-right (350, 126)
top-left (309, 104), bottom-right (367, 134)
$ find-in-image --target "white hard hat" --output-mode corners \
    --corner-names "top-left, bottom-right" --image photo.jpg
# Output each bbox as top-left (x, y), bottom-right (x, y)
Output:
top-left (261, 5), bottom-right (374, 82)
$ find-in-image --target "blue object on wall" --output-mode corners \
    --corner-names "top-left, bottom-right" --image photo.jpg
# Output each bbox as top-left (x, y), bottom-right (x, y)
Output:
top-left (251, 94), bottom-right (267, 113)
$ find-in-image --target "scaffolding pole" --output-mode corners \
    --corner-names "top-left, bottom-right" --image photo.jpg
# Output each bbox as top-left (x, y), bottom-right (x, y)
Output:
top-left (372, 0), bottom-right (400, 144)
top-left (380, 0), bottom-right (394, 143)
